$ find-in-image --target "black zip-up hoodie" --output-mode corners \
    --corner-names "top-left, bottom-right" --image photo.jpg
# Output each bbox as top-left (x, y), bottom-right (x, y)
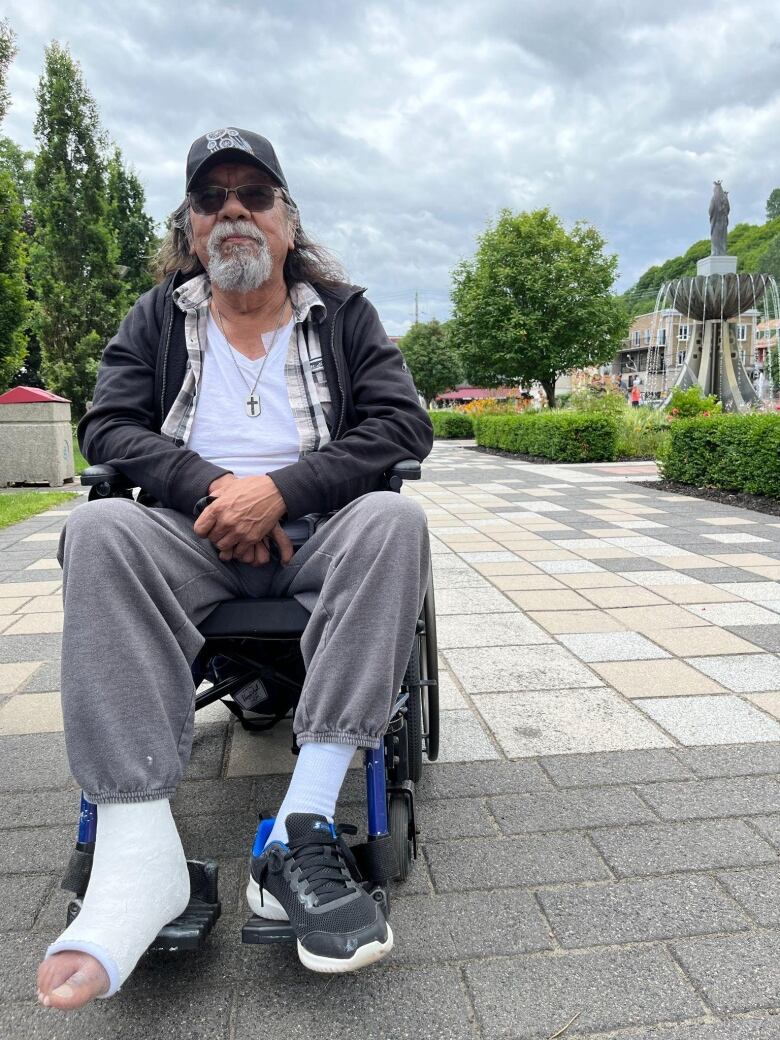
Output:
top-left (78, 273), bottom-right (434, 520)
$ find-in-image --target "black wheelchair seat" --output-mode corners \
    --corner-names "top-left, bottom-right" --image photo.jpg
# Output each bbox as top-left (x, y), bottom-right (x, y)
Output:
top-left (199, 597), bottom-right (310, 638)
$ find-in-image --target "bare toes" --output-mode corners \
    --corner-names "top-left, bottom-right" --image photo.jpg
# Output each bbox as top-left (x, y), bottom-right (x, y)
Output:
top-left (37, 952), bottom-right (110, 1010)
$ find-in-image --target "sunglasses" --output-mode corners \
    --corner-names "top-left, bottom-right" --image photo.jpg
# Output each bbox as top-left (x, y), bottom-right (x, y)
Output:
top-left (188, 183), bottom-right (284, 216)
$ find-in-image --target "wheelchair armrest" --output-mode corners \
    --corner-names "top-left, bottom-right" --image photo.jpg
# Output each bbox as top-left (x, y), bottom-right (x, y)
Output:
top-left (81, 464), bottom-right (135, 499)
top-left (80, 464), bottom-right (134, 488)
top-left (385, 459), bottom-right (421, 492)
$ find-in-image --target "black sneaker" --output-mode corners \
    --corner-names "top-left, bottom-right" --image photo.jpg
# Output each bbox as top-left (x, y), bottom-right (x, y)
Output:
top-left (246, 813), bottom-right (393, 973)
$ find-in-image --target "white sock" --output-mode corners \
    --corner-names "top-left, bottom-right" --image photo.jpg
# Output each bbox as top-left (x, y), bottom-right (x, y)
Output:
top-left (265, 742), bottom-right (356, 848)
top-left (45, 799), bottom-right (190, 997)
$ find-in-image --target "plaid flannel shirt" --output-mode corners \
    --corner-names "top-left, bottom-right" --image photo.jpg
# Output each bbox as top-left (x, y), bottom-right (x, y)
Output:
top-left (160, 274), bottom-right (332, 458)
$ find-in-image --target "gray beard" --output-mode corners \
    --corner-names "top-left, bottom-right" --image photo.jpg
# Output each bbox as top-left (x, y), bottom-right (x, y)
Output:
top-left (207, 226), bottom-right (273, 293)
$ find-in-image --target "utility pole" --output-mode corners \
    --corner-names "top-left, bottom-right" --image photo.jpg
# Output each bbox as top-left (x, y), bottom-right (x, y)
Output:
top-left (414, 292), bottom-right (419, 325)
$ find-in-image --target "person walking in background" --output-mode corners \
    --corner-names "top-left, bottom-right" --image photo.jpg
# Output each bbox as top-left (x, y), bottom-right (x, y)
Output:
top-left (630, 382), bottom-right (641, 408)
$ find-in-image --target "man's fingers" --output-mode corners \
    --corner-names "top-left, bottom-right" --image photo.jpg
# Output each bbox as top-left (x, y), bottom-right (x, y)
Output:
top-left (271, 524), bottom-right (295, 565)
top-left (216, 532), bottom-right (242, 553)
top-left (254, 541), bottom-right (271, 566)
top-left (235, 542), bottom-right (256, 565)
top-left (193, 501), bottom-right (218, 538)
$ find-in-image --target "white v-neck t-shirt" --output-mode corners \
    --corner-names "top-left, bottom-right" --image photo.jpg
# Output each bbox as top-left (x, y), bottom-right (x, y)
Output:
top-left (188, 313), bottom-right (300, 478)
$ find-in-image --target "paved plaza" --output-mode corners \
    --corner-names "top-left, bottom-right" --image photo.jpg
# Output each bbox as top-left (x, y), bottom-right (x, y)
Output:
top-left (0, 440), bottom-right (779, 1038)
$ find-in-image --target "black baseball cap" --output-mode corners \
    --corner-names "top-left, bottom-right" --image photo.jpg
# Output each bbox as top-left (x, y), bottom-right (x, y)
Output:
top-left (185, 128), bottom-right (289, 193)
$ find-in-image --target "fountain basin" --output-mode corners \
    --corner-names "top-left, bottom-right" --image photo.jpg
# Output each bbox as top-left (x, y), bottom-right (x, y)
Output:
top-left (668, 273), bottom-right (770, 320)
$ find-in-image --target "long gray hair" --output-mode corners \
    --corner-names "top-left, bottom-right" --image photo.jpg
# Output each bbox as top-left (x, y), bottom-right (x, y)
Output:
top-left (154, 192), bottom-right (346, 288)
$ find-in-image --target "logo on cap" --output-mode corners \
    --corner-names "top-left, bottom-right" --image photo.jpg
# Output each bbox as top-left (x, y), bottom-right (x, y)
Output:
top-left (206, 128), bottom-right (254, 156)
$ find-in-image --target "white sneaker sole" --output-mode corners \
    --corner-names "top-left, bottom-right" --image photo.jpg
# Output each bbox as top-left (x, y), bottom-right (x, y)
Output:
top-left (246, 877), bottom-right (289, 921)
top-left (245, 877), bottom-right (394, 973)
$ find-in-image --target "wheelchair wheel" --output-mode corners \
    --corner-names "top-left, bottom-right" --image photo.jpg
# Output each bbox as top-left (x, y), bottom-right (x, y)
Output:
top-left (402, 643), bottom-right (423, 783)
top-left (421, 570), bottom-right (440, 762)
top-left (389, 793), bottom-right (413, 881)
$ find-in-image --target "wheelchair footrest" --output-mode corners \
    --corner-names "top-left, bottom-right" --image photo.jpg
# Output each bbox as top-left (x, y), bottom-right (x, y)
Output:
top-left (65, 894), bottom-right (222, 953)
top-left (65, 859), bottom-right (221, 954)
top-left (147, 897), bottom-right (221, 953)
top-left (242, 915), bottom-right (297, 945)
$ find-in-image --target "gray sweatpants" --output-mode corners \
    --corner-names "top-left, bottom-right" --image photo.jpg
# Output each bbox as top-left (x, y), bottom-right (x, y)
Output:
top-left (57, 491), bottom-right (430, 804)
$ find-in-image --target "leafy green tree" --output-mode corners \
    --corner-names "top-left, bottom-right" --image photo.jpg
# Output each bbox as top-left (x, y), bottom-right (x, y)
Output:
top-left (767, 189), bottom-right (780, 222)
top-left (0, 20), bottom-right (28, 389)
top-left (106, 147), bottom-right (157, 302)
top-left (29, 42), bottom-right (122, 414)
top-left (450, 208), bottom-right (629, 408)
top-left (757, 233), bottom-right (780, 282)
top-left (398, 319), bottom-right (462, 405)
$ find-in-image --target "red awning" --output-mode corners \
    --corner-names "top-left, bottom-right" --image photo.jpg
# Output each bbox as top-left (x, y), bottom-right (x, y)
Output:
top-left (435, 387), bottom-right (524, 401)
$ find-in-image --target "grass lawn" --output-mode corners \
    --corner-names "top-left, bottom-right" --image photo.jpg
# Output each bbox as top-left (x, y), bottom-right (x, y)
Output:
top-left (72, 427), bottom-right (88, 475)
top-left (0, 491), bottom-right (80, 530)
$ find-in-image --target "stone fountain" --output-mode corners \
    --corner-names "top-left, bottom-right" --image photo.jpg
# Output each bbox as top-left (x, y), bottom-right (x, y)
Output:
top-left (646, 181), bottom-right (778, 410)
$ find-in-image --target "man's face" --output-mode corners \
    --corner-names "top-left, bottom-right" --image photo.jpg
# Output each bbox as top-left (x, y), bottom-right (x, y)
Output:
top-left (189, 161), bottom-right (295, 293)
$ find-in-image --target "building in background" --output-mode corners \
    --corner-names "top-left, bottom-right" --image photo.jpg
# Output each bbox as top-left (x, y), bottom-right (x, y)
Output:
top-left (615, 309), bottom-right (759, 389)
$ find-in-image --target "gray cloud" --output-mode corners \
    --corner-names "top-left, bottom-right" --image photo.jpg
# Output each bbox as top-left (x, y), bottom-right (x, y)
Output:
top-left (4, 0), bottom-right (780, 331)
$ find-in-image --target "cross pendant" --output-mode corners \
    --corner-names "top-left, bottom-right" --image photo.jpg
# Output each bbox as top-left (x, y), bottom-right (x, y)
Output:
top-left (245, 394), bottom-right (261, 417)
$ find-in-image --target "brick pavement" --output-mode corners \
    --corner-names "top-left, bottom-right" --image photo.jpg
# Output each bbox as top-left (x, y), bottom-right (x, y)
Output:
top-left (0, 441), bottom-right (779, 1038)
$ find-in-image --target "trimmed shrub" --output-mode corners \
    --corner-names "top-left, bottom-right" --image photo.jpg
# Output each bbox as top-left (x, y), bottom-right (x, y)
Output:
top-left (473, 412), bottom-right (619, 463)
top-left (661, 414), bottom-right (780, 498)
top-left (429, 410), bottom-right (474, 438)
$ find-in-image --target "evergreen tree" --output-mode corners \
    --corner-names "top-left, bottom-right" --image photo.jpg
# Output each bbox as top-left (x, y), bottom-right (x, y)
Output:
top-left (0, 18), bottom-right (13, 123)
top-left (0, 136), bottom-right (34, 210)
top-left (0, 170), bottom-right (28, 388)
top-left (767, 189), bottom-right (780, 222)
top-left (106, 146), bottom-right (157, 302)
top-left (0, 20), bottom-right (28, 389)
top-left (0, 138), bottom-right (42, 387)
top-left (30, 42), bottom-right (122, 414)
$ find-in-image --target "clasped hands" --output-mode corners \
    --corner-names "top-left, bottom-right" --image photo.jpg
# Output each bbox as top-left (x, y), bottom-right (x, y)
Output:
top-left (193, 473), bottom-right (294, 567)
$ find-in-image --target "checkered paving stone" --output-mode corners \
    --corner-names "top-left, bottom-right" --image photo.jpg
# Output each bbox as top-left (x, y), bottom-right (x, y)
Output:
top-left (3, 447), bottom-right (780, 1039)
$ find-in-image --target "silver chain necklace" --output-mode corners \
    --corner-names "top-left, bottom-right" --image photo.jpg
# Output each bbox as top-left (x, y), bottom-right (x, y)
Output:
top-left (213, 295), bottom-right (290, 417)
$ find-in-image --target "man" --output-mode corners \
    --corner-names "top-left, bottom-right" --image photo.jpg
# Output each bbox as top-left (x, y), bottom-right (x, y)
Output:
top-left (37, 128), bottom-right (432, 1010)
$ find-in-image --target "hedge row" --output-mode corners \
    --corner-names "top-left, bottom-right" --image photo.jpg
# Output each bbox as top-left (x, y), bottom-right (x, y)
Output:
top-left (661, 414), bottom-right (780, 498)
top-left (429, 411), bottom-right (474, 438)
top-left (472, 412), bottom-right (619, 463)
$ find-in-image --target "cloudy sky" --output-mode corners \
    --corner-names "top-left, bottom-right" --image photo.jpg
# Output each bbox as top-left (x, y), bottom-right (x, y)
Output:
top-left (4, 0), bottom-right (780, 333)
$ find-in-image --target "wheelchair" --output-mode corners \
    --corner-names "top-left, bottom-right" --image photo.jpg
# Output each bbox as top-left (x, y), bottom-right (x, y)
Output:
top-left (60, 459), bottom-right (439, 954)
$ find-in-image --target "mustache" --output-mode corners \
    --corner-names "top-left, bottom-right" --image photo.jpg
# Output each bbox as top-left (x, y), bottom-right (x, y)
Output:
top-left (208, 220), bottom-right (266, 248)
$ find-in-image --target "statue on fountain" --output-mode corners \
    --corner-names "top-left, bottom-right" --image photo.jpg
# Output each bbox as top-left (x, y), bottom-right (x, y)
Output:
top-left (709, 180), bottom-right (729, 256)
top-left (644, 182), bottom-right (775, 411)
